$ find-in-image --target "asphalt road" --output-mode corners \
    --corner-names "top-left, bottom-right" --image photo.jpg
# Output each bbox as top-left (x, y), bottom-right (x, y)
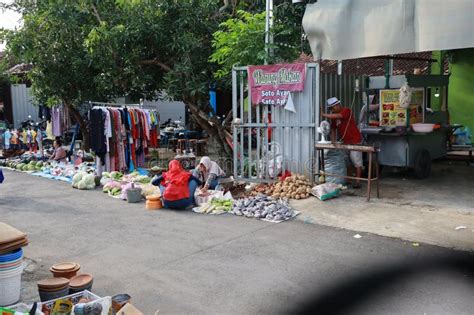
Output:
top-left (1, 169), bottom-right (473, 314)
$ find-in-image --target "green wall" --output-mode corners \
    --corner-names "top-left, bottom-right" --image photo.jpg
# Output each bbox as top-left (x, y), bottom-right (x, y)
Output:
top-left (433, 49), bottom-right (474, 132)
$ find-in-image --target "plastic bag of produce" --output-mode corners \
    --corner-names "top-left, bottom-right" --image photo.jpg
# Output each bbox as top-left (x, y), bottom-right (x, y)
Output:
top-left (141, 184), bottom-right (161, 197)
top-left (311, 183), bottom-right (342, 201)
top-left (324, 149), bottom-right (346, 185)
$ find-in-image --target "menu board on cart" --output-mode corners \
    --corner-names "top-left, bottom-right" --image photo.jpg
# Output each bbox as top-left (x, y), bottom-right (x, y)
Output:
top-left (379, 88), bottom-right (424, 126)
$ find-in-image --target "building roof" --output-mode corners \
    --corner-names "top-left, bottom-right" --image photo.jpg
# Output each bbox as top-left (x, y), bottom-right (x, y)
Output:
top-left (6, 63), bottom-right (33, 75)
top-left (296, 52), bottom-right (434, 76)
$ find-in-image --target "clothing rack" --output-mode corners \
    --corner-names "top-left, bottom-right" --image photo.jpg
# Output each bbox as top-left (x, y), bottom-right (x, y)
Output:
top-left (89, 101), bottom-right (141, 108)
top-left (88, 100), bottom-right (157, 110)
top-left (88, 103), bottom-right (161, 175)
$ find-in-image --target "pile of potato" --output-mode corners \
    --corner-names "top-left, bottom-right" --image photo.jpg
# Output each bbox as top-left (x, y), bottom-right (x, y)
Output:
top-left (249, 174), bottom-right (313, 200)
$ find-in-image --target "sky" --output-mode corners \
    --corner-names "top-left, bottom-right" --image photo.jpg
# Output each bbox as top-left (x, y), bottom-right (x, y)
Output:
top-left (0, 0), bottom-right (22, 51)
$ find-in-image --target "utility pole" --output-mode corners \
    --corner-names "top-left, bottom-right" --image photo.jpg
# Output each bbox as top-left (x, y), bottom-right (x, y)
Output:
top-left (264, 0), bottom-right (274, 65)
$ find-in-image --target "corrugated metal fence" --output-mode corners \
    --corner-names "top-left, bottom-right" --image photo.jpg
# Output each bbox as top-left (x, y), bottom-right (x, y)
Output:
top-left (231, 66), bottom-right (363, 183)
top-left (319, 73), bottom-right (365, 121)
top-left (10, 84), bottom-right (39, 128)
top-left (232, 64), bottom-right (319, 182)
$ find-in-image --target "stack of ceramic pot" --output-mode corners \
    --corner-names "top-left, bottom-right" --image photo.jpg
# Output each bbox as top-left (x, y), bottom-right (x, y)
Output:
top-left (37, 277), bottom-right (70, 301)
top-left (50, 262), bottom-right (80, 279)
top-left (69, 273), bottom-right (94, 293)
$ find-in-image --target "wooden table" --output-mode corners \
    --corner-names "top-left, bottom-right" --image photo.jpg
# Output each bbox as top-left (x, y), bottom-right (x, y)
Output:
top-left (315, 143), bottom-right (380, 201)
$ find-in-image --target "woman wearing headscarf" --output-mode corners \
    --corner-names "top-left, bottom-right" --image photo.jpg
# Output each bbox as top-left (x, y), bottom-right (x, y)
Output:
top-left (193, 156), bottom-right (225, 192)
top-left (152, 160), bottom-right (201, 209)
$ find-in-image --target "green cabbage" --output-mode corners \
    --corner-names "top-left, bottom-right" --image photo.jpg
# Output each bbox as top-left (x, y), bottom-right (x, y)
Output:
top-left (77, 181), bottom-right (87, 190)
top-left (83, 174), bottom-right (95, 186)
top-left (110, 171), bottom-right (123, 180)
top-left (72, 173), bottom-right (84, 184)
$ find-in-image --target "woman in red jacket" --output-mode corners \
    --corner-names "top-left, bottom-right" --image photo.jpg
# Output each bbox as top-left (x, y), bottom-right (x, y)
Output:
top-left (152, 160), bottom-right (201, 209)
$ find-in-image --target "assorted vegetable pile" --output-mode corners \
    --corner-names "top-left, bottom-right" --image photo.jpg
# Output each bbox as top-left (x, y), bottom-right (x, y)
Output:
top-left (4, 159), bottom-right (45, 172)
top-left (71, 172), bottom-right (96, 190)
top-left (102, 181), bottom-right (122, 196)
top-left (232, 195), bottom-right (297, 222)
top-left (249, 174), bottom-right (313, 200)
top-left (141, 184), bottom-right (161, 198)
top-left (195, 198), bottom-right (233, 214)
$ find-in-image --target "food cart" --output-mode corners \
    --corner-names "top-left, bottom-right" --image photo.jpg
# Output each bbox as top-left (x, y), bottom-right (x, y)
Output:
top-left (361, 74), bottom-right (452, 178)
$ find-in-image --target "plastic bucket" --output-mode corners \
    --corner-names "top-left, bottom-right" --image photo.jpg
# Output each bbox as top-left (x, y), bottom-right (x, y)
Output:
top-left (0, 248), bottom-right (23, 263)
top-left (126, 188), bottom-right (143, 203)
top-left (0, 263), bottom-right (23, 306)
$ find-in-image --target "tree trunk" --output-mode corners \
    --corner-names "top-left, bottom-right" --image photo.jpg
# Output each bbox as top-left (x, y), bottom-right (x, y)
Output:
top-left (183, 100), bottom-right (233, 158)
top-left (64, 101), bottom-right (90, 151)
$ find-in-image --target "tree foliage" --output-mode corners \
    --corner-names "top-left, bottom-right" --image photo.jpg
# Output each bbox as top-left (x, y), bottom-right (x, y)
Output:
top-left (1, 0), bottom-right (308, 155)
top-left (210, 1), bottom-right (308, 82)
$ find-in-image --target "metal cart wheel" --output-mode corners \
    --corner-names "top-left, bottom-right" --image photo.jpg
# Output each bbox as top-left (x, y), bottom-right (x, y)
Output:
top-left (414, 149), bottom-right (431, 179)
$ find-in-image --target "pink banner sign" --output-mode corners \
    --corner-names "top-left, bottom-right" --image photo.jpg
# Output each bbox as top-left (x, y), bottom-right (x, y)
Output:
top-left (248, 63), bottom-right (306, 106)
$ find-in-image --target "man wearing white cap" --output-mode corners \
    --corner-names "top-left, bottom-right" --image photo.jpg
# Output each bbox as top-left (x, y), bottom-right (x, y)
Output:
top-left (322, 97), bottom-right (363, 188)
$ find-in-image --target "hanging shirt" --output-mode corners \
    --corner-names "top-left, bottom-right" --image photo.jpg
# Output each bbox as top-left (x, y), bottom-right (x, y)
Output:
top-left (102, 108), bottom-right (112, 152)
top-left (46, 121), bottom-right (54, 140)
top-left (89, 108), bottom-right (107, 154)
top-left (36, 130), bottom-right (42, 143)
top-left (3, 130), bottom-right (11, 147)
top-left (21, 130), bottom-right (27, 143)
top-left (26, 130), bottom-right (32, 144)
top-left (52, 106), bottom-right (62, 137)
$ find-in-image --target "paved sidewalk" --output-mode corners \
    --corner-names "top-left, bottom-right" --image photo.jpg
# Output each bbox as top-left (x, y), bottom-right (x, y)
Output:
top-left (292, 161), bottom-right (474, 251)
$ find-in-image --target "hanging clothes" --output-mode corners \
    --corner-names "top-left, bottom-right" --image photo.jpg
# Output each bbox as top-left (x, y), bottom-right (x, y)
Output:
top-left (46, 105), bottom-right (72, 139)
top-left (52, 106), bottom-right (62, 137)
top-left (88, 105), bottom-right (160, 173)
top-left (89, 108), bottom-right (107, 154)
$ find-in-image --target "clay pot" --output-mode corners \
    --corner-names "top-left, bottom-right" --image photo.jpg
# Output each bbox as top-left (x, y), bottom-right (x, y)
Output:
top-left (50, 262), bottom-right (80, 279)
top-left (69, 273), bottom-right (94, 294)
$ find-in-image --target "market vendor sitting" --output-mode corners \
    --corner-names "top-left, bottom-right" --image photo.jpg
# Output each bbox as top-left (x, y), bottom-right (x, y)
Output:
top-left (193, 156), bottom-right (225, 192)
top-left (152, 160), bottom-right (201, 209)
top-left (322, 97), bottom-right (363, 188)
top-left (49, 139), bottom-right (67, 162)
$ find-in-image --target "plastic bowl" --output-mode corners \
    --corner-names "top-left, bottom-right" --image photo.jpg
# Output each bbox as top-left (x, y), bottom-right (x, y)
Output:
top-left (0, 261), bottom-right (23, 272)
top-left (0, 258), bottom-right (22, 268)
top-left (0, 256), bottom-right (22, 266)
top-left (412, 123), bottom-right (435, 133)
top-left (0, 248), bottom-right (23, 263)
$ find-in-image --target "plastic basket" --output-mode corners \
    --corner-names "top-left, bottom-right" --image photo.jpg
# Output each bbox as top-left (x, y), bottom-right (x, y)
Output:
top-left (0, 263), bottom-right (23, 306)
top-left (3, 302), bottom-right (45, 315)
top-left (39, 290), bottom-right (101, 313)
